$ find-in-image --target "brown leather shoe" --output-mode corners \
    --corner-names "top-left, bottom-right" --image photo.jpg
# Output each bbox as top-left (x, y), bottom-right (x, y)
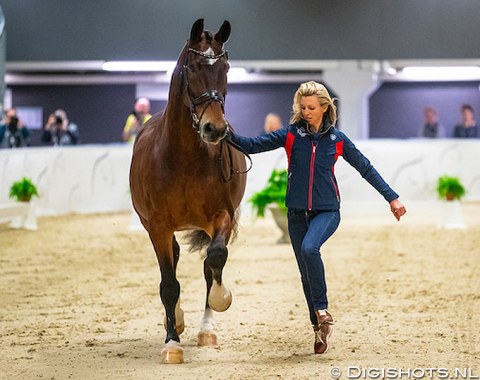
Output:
top-left (313, 310), bottom-right (334, 354)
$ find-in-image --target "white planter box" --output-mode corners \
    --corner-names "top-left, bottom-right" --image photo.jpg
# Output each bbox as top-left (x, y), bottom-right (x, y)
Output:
top-left (441, 200), bottom-right (466, 229)
top-left (0, 201), bottom-right (37, 230)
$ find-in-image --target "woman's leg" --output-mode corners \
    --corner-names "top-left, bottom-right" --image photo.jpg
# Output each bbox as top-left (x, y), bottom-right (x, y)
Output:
top-left (300, 210), bottom-right (340, 312)
top-left (287, 209), bottom-right (317, 324)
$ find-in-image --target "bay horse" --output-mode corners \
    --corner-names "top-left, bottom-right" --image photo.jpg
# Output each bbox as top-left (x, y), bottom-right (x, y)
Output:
top-left (129, 19), bottom-right (246, 364)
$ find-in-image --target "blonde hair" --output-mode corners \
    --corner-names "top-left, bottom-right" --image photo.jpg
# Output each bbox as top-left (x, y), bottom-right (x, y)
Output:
top-left (289, 81), bottom-right (337, 126)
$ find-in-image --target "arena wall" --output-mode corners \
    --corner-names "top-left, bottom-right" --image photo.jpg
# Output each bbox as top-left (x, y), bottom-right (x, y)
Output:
top-left (1, 140), bottom-right (479, 219)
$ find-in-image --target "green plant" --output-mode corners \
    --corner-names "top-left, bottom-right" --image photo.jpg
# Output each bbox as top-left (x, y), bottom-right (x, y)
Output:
top-left (436, 175), bottom-right (466, 201)
top-left (249, 169), bottom-right (288, 217)
top-left (9, 177), bottom-right (39, 202)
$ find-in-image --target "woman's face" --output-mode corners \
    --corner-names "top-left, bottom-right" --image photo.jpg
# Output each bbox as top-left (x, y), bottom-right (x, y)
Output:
top-left (300, 96), bottom-right (328, 129)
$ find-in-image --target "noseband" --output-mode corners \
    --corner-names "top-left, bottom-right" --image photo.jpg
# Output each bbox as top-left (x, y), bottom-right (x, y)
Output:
top-left (182, 48), bottom-right (228, 131)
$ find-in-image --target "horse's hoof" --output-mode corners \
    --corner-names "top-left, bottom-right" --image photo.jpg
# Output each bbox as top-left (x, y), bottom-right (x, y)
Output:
top-left (208, 283), bottom-right (232, 312)
top-left (161, 341), bottom-right (184, 364)
top-left (198, 331), bottom-right (218, 347)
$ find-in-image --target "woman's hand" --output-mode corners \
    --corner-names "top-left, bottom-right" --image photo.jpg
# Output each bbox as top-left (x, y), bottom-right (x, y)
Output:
top-left (390, 199), bottom-right (406, 221)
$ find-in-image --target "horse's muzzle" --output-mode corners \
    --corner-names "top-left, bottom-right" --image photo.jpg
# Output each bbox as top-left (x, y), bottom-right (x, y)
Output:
top-left (200, 122), bottom-right (228, 144)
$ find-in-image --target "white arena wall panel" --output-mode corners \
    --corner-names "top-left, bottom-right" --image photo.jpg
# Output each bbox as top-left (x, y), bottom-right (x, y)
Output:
top-left (0, 140), bottom-right (479, 217)
top-left (0, 145), bottom-right (133, 216)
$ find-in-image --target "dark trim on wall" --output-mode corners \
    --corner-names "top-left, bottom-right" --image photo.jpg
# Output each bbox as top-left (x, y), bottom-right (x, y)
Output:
top-left (2, 1), bottom-right (480, 62)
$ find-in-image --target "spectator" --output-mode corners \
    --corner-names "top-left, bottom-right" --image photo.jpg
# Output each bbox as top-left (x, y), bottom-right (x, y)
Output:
top-left (122, 98), bottom-right (152, 143)
top-left (453, 104), bottom-right (478, 138)
top-left (263, 112), bottom-right (283, 134)
top-left (0, 108), bottom-right (30, 148)
top-left (419, 107), bottom-right (446, 138)
top-left (41, 109), bottom-right (80, 146)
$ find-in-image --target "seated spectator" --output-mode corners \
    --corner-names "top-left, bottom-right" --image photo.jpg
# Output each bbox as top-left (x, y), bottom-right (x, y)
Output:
top-left (0, 108), bottom-right (30, 148)
top-left (419, 107), bottom-right (445, 138)
top-left (122, 98), bottom-right (152, 143)
top-left (263, 112), bottom-right (283, 134)
top-left (453, 104), bottom-right (478, 138)
top-left (41, 109), bottom-right (80, 146)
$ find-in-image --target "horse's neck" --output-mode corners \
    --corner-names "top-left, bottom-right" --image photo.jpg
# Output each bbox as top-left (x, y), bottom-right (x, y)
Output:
top-left (157, 69), bottom-right (218, 156)
top-left (156, 99), bottom-right (202, 154)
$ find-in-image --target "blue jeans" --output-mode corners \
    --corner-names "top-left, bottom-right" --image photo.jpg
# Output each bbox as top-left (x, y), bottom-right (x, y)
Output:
top-left (287, 209), bottom-right (340, 325)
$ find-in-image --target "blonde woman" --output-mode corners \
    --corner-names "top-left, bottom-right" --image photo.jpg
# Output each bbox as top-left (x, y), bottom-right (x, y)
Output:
top-left (229, 81), bottom-right (406, 354)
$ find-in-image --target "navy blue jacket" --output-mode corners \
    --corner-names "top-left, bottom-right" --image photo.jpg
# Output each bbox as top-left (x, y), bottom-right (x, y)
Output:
top-left (231, 121), bottom-right (399, 211)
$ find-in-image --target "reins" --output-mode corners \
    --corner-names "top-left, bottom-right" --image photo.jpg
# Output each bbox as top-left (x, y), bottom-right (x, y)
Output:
top-left (219, 135), bottom-right (253, 182)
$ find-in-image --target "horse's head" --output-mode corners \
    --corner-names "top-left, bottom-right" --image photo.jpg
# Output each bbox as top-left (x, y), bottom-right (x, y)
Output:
top-left (179, 19), bottom-right (231, 145)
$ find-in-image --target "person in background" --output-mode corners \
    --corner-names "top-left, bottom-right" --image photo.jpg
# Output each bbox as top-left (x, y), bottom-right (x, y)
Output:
top-left (41, 109), bottom-right (80, 146)
top-left (122, 97), bottom-right (152, 143)
top-left (419, 106), bottom-right (446, 138)
top-left (0, 108), bottom-right (30, 148)
top-left (453, 104), bottom-right (478, 138)
top-left (228, 81), bottom-right (406, 355)
top-left (263, 112), bottom-right (283, 134)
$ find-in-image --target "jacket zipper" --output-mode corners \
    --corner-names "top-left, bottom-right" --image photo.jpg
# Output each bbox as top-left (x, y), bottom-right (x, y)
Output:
top-left (308, 141), bottom-right (317, 210)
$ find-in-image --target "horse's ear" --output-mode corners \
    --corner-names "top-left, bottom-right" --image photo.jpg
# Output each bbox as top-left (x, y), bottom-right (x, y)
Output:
top-left (190, 18), bottom-right (204, 42)
top-left (215, 20), bottom-right (231, 45)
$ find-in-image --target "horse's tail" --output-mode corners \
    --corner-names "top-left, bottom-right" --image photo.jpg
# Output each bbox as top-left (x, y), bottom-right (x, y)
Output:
top-left (186, 208), bottom-right (241, 253)
top-left (186, 230), bottom-right (212, 253)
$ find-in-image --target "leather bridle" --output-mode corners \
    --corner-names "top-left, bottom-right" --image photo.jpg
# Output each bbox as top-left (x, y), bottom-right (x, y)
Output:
top-left (181, 47), bottom-right (228, 131)
top-left (180, 46), bottom-right (253, 180)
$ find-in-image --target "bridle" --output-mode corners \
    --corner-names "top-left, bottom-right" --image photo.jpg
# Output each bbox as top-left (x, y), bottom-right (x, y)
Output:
top-left (180, 45), bottom-right (253, 180)
top-left (181, 47), bottom-right (228, 131)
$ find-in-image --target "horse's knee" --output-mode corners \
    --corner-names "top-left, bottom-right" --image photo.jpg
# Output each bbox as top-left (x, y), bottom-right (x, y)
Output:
top-left (206, 243), bottom-right (228, 269)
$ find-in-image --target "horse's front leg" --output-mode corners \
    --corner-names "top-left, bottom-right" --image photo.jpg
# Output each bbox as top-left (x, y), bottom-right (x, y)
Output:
top-left (149, 228), bottom-right (184, 364)
top-left (163, 236), bottom-right (185, 335)
top-left (198, 210), bottom-right (233, 346)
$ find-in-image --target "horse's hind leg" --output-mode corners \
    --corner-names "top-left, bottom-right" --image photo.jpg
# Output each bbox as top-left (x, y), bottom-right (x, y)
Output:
top-left (198, 262), bottom-right (218, 346)
top-left (148, 228), bottom-right (184, 364)
top-left (198, 210), bottom-right (233, 346)
top-left (163, 236), bottom-right (185, 335)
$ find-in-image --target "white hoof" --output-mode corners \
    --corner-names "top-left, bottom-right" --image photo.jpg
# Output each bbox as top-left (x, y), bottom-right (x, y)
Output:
top-left (198, 308), bottom-right (217, 346)
top-left (161, 340), bottom-right (184, 364)
top-left (208, 281), bottom-right (232, 312)
top-left (198, 331), bottom-right (218, 346)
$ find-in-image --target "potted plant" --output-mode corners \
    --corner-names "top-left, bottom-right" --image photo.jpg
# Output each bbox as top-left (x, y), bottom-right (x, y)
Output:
top-left (436, 175), bottom-right (466, 201)
top-left (436, 175), bottom-right (466, 229)
top-left (249, 169), bottom-right (289, 243)
top-left (7, 177), bottom-right (39, 230)
top-left (9, 177), bottom-right (39, 202)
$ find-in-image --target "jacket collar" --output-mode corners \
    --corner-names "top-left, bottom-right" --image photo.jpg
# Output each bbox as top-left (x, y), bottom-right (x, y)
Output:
top-left (299, 118), bottom-right (332, 137)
